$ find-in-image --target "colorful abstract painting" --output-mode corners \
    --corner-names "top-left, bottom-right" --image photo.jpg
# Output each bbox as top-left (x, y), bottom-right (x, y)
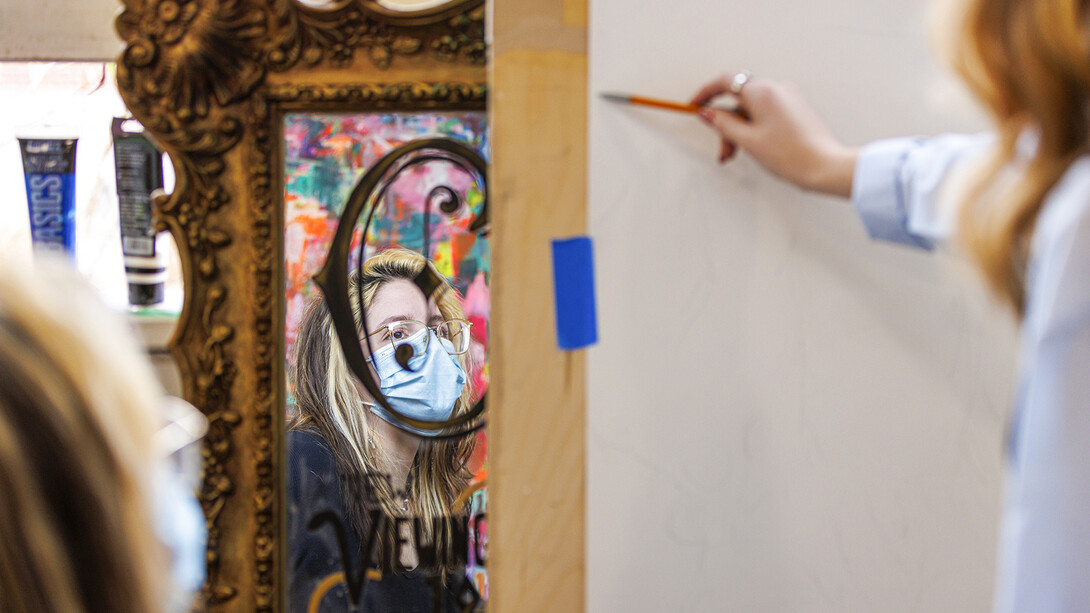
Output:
top-left (283, 111), bottom-right (490, 598)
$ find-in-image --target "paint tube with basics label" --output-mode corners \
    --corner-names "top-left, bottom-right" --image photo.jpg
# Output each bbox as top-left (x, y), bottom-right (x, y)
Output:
top-left (112, 117), bottom-right (168, 306)
top-left (19, 135), bottom-right (78, 258)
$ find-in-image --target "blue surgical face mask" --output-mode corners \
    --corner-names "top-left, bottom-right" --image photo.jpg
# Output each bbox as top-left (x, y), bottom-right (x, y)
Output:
top-left (365, 328), bottom-right (467, 436)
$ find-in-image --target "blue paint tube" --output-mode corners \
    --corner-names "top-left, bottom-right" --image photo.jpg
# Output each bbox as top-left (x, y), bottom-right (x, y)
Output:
top-left (111, 117), bottom-right (168, 306)
top-left (19, 137), bottom-right (78, 258)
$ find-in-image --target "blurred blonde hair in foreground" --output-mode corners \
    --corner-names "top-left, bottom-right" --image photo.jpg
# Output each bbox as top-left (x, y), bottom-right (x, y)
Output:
top-left (0, 254), bottom-right (168, 613)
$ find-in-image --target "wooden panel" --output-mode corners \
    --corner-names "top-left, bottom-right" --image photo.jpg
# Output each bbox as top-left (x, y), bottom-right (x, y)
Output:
top-left (490, 0), bottom-right (588, 609)
top-left (562, 0), bottom-right (588, 28)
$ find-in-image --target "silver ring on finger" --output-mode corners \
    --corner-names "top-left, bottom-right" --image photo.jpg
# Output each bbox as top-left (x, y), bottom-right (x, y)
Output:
top-left (729, 71), bottom-right (753, 96)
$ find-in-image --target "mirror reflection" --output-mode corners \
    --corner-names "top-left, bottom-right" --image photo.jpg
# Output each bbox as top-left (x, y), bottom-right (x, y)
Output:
top-left (376, 0), bottom-right (458, 10)
top-left (293, 0), bottom-right (459, 12)
top-left (283, 112), bottom-right (489, 612)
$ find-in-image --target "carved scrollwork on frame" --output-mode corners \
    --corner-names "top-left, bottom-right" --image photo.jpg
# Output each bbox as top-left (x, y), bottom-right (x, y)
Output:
top-left (263, 80), bottom-right (486, 104)
top-left (114, 0), bottom-right (486, 610)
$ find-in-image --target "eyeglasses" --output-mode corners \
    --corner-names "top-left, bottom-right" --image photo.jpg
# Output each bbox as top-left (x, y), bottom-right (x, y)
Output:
top-left (364, 319), bottom-right (473, 357)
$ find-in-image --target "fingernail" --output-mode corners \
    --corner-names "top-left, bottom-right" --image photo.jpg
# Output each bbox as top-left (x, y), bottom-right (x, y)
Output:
top-left (698, 109), bottom-right (714, 123)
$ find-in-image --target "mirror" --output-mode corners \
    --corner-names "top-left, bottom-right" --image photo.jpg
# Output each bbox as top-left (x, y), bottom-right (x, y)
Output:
top-left (376, 0), bottom-right (460, 10)
top-left (114, 0), bottom-right (489, 610)
top-left (296, 0), bottom-right (459, 11)
top-left (283, 111), bottom-right (489, 610)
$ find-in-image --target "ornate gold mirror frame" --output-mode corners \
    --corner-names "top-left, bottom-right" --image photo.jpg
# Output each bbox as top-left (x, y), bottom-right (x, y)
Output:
top-left (115, 1), bottom-right (487, 610)
top-left (116, 0), bottom-right (587, 610)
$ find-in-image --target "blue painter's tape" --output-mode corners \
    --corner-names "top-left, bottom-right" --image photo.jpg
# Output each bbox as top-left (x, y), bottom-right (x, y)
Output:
top-left (551, 236), bottom-right (598, 350)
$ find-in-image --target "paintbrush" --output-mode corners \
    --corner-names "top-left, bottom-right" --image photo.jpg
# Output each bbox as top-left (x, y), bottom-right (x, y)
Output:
top-left (600, 92), bottom-right (743, 115)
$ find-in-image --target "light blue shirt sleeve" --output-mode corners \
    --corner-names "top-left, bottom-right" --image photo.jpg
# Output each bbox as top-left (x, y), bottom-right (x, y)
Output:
top-left (995, 157), bottom-right (1090, 613)
top-left (851, 133), bottom-right (994, 249)
top-left (853, 136), bottom-right (1090, 612)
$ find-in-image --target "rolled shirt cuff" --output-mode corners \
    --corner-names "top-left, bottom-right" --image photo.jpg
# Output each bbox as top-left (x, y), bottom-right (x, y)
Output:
top-left (851, 137), bottom-right (935, 250)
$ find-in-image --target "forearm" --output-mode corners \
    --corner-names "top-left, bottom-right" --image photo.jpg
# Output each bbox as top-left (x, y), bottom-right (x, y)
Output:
top-left (800, 144), bottom-right (859, 198)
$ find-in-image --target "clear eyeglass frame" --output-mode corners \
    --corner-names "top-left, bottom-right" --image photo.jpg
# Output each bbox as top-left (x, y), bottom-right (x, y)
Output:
top-left (364, 319), bottom-right (473, 356)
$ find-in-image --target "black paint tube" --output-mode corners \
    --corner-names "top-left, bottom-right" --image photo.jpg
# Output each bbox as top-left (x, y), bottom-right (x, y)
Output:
top-left (111, 117), bottom-right (167, 306)
top-left (19, 136), bottom-right (78, 258)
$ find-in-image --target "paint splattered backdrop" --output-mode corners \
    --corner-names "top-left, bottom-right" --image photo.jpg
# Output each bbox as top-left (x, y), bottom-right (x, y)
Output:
top-left (282, 110), bottom-right (490, 491)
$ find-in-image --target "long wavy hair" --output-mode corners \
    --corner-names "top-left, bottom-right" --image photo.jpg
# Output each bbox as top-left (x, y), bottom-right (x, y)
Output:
top-left (0, 258), bottom-right (166, 613)
top-left (948, 0), bottom-right (1090, 315)
top-left (289, 248), bottom-right (475, 572)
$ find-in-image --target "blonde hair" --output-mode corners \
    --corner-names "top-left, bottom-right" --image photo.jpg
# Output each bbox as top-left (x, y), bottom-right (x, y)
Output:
top-left (949, 0), bottom-right (1090, 315)
top-left (0, 257), bottom-right (167, 613)
top-left (289, 248), bottom-right (474, 571)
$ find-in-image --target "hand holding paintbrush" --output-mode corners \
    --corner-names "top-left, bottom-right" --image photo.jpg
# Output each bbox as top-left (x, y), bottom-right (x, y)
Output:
top-left (604, 72), bottom-right (856, 197)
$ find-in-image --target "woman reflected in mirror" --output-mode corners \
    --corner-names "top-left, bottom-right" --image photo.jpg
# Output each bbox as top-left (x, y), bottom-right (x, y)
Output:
top-left (287, 248), bottom-right (475, 612)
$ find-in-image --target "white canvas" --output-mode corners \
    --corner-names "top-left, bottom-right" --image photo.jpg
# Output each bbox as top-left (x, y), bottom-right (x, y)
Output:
top-left (587, 1), bottom-right (1019, 611)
